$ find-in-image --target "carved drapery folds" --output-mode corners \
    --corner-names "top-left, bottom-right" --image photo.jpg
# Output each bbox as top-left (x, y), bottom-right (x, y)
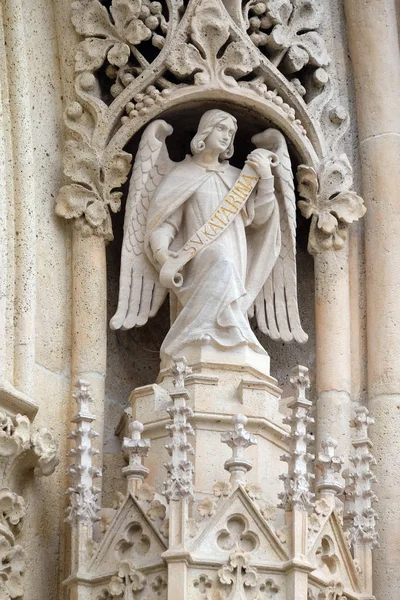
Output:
top-left (56, 0), bottom-right (365, 252)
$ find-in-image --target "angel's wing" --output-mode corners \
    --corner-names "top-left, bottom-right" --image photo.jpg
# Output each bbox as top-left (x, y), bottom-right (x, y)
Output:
top-left (252, 129), bottom-right (308, 344)
top-left (110, 120), bottom-right (174, 331)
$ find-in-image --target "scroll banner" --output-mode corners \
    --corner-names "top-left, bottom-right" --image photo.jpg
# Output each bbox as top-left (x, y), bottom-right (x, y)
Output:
top-left (159, 150), bottom-right (277, 289)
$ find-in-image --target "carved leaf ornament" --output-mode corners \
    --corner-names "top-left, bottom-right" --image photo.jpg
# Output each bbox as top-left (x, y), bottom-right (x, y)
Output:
top-left (168, 0), bottom-right (259, 86)
top-left (72, 0), bottom-right (166, 79)
top-left (56, 140), bottom-right (132, 241)
top-left (246, 0), bottom-right (329, 94)
top-left (297, 156), bottom-right (366, 254)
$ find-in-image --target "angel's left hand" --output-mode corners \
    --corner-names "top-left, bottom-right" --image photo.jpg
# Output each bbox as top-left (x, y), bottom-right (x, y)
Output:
top-left (246, 149), bottom-right (274, 179)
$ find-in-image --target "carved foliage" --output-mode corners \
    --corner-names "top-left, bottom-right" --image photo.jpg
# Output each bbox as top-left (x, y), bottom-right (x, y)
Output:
top-left (72, 0), bottom-right (167, 88)
top-left (245, 0), bottom-right (329, 96)
top-left (297, 156), bottom-right (366, 254)
top-left (56, 138), bottom-right (132, 242)
top-left (0, 489), bottom-right (26, 600)
top-left (0, 413), bottom-right (58, 599)
top-left (167, 0), bottom-right (259, 86)
top-left (0, 411), bottom-right (59, 478)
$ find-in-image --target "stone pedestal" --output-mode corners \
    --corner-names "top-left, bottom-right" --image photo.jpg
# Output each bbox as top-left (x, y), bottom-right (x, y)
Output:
top-left (130, 358), bottom-right (286, 503)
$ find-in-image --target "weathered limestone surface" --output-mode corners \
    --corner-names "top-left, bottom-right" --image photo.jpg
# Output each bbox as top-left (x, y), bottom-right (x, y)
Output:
top-left (344, 1), bottom-right (400, 597)
top-left (0, 0), bottom-right (397, 598)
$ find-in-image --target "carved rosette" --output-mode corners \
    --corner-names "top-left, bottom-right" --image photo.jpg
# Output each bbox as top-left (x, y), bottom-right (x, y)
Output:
top-left (55, 0), bottom-right (366, 252)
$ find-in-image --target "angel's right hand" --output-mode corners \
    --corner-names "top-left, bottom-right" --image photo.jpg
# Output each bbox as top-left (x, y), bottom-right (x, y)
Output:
top-left (154, 248), bottom-right (179, 266)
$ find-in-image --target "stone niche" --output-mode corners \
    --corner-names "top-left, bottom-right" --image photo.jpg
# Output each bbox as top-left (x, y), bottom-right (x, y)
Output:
top-left (104, 103), bottom-right (316, 507)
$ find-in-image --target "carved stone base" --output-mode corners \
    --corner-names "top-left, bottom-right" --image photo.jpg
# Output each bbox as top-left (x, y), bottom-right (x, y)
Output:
top-left (129, 360), bottom-right (285, 504)
top-left (160, 343), bottom-right (271, 377)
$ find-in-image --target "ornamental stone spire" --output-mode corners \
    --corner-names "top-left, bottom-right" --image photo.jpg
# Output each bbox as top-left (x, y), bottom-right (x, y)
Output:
top-left (279, 366), bottom-right (315, 511)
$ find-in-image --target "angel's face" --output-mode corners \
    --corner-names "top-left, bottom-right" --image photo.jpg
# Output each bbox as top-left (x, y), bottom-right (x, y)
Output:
top-left (205, 118), bottom-right (235, 154)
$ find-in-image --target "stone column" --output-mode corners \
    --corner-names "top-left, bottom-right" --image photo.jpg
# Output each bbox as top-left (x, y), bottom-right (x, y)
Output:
top-left (343, 1), bottom-right (400, 597)
top-left (314, 246), bottom-right (352, 460)
top-left (3, 0), bottom-right (36, 396)
top-left (71, 230), bottom-right (107, 445)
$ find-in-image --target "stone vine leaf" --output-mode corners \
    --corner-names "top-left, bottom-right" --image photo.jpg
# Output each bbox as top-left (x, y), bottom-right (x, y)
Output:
top-left (246, 0), bottom-right (329, 93)
top-left (0, 490), bottom-right (26, 527)
top-left (146, 499), bottom-right (166, 521)
top-left (56, 139), bottom-right (132, 241)
top-left (0, 538), bottom-right (24, 600)
top-left (0, 413), bottom-right (30, 458)
top-left (72, 0), bottom-right (161, 72)
top-left (297, 155), bottom-right (366, 254)
top-left (167, 0), bottom-right (259, 86)
top-left (0, 489), bottom-right (26, 600)
top-left (31, 429), bottom-right (59, 477)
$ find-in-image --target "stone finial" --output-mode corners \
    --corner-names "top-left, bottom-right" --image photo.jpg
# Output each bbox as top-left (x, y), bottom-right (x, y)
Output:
top-left (171, 356), bottom-right (192, 389)
top-left (289, 364), bottom-right (310, 400)
top-left (122, 420), bottom-right (150, 494)
top-left (66, 380), bottom-right (101, 527)
top-left (164, 362), bottom-right (194, 501)
top-left (316, 438), bottom-right (344, 497)
top-left (221, 414), bottom-right (257, 486)
top-left (279, 365), bottom-right (315, 511)
top-left (343, 407), bottom-right (378, 549)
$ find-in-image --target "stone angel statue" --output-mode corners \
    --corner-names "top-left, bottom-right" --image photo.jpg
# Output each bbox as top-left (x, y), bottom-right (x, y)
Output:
top-left (110, 109), bottom-right (307, 363)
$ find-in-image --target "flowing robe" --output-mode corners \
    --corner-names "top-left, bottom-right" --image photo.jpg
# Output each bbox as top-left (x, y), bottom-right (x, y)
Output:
top-left (144, 156), bottom-right (281, 359)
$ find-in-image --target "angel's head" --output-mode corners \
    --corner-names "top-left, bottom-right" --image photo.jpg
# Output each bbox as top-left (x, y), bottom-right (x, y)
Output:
top-left (190, 110), bottom-right (237, 160)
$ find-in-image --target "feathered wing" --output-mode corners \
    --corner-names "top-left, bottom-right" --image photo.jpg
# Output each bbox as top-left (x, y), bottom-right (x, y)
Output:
top-left (110, 120), bottom-right (174, 330)
top-left (253, 130), bottom-right (308, 343)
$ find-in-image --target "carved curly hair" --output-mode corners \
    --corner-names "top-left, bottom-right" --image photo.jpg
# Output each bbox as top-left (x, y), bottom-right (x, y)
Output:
top-left (190, 109), bottom-right (238, 160)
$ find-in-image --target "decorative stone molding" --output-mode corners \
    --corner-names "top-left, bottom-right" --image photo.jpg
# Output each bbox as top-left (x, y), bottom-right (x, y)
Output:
top-left (343, 407), bottom-right (378, 550)
top-left (297, 156), bottom-right (366, 254)
top-left (221, 414), bottom-right (257, 486)
top-left (279, 365), bottom-right (315, 511)
top-left (163, 361), bottom-right (194, 501)
top-left (315, 438), bottom-right (344, 497)
top-left (66, 380), bottom-right (101, 527)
